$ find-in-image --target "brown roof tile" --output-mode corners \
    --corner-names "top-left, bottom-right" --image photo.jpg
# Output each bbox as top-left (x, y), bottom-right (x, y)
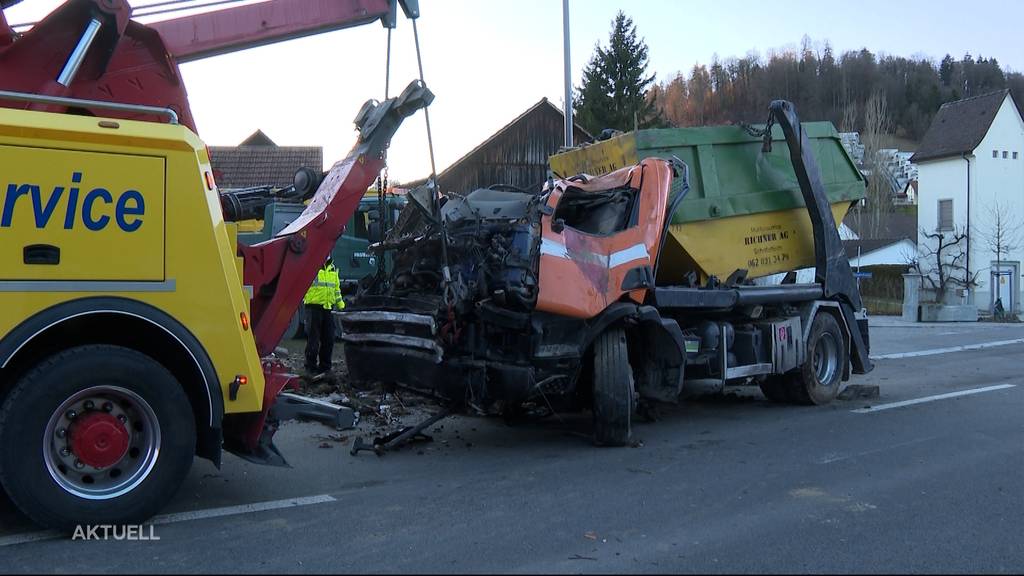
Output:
top-left (209, 145), bottom-right (322, 189)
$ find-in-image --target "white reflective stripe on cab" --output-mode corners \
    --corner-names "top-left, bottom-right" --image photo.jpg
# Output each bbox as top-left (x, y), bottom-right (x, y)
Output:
top-left (540, 238), bottom-right (649, 269)
top-left (609, 243), bottom-right (650, 268)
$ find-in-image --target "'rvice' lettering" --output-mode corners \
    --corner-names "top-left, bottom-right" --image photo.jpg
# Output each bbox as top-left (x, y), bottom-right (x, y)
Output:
top-left (1, 171), bottom-right (145, 232)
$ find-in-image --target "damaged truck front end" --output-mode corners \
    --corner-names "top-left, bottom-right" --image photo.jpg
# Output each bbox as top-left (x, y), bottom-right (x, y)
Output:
top-left (342, 101), bottom-right (873, 447)
top-left (340, 159), bottom-right (685, 418)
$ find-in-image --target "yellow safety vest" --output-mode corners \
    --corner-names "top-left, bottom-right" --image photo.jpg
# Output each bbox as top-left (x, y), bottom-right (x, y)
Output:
top-left (303, 264), bottom-right (344, 310)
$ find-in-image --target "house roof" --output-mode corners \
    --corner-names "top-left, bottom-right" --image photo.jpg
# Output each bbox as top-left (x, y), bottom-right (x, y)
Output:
top-left (842, 209), bottom-right (918, 241)
top-left (239, 129), bottom-right (277, 147)
top-left (209, 130), bottom-right (322, 189)
top-left (843, 238), bottom-right (914, 261)
top-left (910, 90), bottom-right (1009, 163)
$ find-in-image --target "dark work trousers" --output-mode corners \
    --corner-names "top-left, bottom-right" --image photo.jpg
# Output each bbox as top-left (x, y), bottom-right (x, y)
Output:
top-left (304, 304), bottom-right (335, 372)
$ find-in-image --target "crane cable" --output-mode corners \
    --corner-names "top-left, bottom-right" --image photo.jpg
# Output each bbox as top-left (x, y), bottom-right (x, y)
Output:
top-left (374, 26), bottom-right (392, 278)
top-left (409, 17), bottom-right (454, 306)
top-left (8, 0), bottom-right (251, 29)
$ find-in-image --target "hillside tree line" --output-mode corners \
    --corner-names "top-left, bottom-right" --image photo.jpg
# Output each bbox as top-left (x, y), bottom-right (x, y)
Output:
top-left (573, 16), bottom-right (1024, 139)
top-left (648, 37), bottom-right (1024, 139)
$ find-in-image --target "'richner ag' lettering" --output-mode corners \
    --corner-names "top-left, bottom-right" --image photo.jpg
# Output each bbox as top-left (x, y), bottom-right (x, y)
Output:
top-left (0, 171), bottom-right (145, 232)
top-left (744, 232), bottom-right (778, 245)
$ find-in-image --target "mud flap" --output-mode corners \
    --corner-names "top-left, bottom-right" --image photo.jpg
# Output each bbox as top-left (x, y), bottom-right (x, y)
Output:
top-left (222, 360), bottom-right (298, 468)
top-left (631, 308), bottom-right (686, 403)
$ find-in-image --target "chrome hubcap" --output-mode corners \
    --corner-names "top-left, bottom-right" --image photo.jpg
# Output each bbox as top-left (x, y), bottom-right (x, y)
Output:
top-left (43, 386), bottom-right (161, 500)
top-left (814, 333), bottom-right (839, 385)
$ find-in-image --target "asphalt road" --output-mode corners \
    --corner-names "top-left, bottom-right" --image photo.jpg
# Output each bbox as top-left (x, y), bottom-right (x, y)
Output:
top-left (1, 318), bottom-right (1022, 573)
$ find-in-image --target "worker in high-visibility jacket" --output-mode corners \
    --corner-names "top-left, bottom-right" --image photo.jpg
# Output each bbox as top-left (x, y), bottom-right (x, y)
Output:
top-left (303, 256), bottom-right (344, 374)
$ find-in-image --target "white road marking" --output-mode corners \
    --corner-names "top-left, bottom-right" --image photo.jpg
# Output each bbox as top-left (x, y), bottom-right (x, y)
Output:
top-left (149, 494), bottom-right (336, 525)
top-left (0, 494), bottom-right (337, 548)
top-left (851, 384), bottom-right (1017, 414)
top-left (871, 338), bottom-right (1024, 360)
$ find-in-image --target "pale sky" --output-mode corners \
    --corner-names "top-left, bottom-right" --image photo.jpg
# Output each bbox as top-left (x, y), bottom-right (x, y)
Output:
top-left (7, 0), bottom-right (1023, 182)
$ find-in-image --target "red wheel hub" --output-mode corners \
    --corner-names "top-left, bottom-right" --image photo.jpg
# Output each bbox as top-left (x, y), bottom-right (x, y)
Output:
top-left (70, 412), bottom-right (130, 469)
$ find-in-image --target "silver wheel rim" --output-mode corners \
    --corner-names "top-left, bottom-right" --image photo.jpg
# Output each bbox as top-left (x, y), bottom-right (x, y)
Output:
top-left (814, 332), bottom-right (839, 386)
top-left (43, 386), bottom-right (161, 500)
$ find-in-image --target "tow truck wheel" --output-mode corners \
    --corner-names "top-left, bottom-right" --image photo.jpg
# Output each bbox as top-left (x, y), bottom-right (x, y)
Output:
top-left (789, 313), bottom-right (846, 405)
top-left (592, 327), bottom-right (635, 447)
top-left (0, 345), bottom-right (195, 532)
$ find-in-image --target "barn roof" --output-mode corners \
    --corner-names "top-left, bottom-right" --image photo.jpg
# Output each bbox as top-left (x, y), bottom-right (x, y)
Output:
top-left (408, 98), bottom-right (592, 190)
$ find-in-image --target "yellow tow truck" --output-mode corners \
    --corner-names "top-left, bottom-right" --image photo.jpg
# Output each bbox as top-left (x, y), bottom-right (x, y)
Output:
top-left (0, 0), bottom-right (426, 531)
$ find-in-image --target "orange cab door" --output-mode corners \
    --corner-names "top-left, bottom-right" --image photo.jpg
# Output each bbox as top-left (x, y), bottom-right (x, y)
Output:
top-left (536, 160), bottom-right (671, 319)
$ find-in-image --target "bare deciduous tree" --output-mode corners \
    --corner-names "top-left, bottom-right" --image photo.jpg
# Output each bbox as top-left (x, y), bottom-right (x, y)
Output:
top-left (861, 89), bottom-right (894, 239)
top-left (977, 200), bottom-right (1024, 315)
top-left (909, 226), bottom-right (978, 302)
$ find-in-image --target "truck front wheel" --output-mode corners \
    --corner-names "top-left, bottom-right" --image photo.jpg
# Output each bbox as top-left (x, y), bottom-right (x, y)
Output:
top-left (591, 327), bottom-right (635, 446)
top-left (0, 345), bottom-right (195, 531)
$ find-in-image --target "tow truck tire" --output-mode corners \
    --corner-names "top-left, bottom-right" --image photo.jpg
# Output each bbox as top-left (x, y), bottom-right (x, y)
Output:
top-left (592, 327), bottom-right (635, 447)
top-left (0, 345), bottom-right (195, 532)
top-left (788, 313), bottom-right (846, 406)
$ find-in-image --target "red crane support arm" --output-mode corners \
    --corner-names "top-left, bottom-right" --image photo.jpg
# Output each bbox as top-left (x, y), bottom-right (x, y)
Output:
top-left (0, 0), bottom-right (418, 131)
top-left (241, 79), bottom-right (433, 357)
top-left (149, 0), bottom-right (407, 64)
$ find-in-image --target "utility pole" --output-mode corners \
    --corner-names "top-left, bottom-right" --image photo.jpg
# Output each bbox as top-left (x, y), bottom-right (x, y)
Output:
top-left (562, 0), bottom-right (572, 148)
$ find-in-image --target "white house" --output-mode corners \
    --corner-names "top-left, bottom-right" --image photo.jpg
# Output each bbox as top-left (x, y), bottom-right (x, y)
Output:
top-left (912, 90), bottom-right (1024, 314)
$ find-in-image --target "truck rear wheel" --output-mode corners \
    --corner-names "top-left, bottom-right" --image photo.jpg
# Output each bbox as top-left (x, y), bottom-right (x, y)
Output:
top-left (0, 345), bottom-right (195, 531)
top-left (788, 312), bottom-right (846, 405)
top-left (592, 327), bottom-right (635, 447)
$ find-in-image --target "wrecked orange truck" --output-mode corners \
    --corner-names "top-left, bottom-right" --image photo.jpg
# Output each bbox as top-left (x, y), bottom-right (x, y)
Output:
top-left (339, 101), bottom-right (873, 446)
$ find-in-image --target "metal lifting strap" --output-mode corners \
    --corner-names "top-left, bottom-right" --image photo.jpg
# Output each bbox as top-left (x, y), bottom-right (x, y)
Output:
top-left (410, 17), bottom-right (453, 304)
top-left (376, 26), bottom-right (394, 277)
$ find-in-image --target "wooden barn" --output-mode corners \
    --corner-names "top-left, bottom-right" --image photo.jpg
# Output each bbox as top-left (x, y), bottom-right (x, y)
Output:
top-left (418, 98), bottom-right (591, 194)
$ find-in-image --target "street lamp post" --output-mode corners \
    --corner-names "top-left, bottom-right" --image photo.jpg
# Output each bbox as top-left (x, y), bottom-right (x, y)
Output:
top-left (562, 0), bottom-right (572, 148)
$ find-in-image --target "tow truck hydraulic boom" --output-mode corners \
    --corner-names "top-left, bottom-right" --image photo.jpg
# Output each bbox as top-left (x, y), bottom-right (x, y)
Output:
top-left (0, 0), bottom-right (418, 131)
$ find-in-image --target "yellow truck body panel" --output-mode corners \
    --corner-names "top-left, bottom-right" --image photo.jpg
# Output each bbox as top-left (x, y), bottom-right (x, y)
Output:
top-left (0, 108), bottom-right (265, 414)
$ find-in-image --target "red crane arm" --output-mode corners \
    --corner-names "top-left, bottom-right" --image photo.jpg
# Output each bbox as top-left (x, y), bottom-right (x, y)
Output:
top-left (148, 0), bottom-right (392, 64)
top-left (0, 0), bottom-right (417, 131)
top-left (242, 80), bottom-right (434, 357)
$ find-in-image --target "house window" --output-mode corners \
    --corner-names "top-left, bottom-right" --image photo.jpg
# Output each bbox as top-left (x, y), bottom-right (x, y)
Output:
top-left (1003, 151), bottom-right (1009, 159)
top-left (993, 150), bottom-right (999, 158)
top-left (938, 199), bottom-right (954, 231)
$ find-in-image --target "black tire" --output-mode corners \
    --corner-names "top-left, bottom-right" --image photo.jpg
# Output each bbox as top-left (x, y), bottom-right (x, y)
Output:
top-left (0, 345), bottom-right (195, 532)
top-left (788, 312), bottom-right (847, 406)
top-left (592, 327), bottom-right (635, 446)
